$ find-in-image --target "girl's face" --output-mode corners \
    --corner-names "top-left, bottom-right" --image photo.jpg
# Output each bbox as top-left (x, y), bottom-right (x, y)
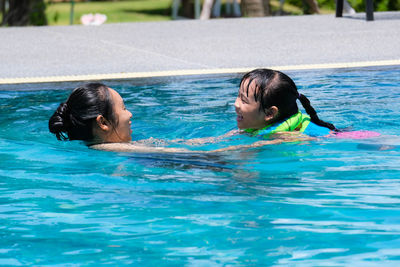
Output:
top-left (107, 88), bottom-right (133, 142)
top-left (234, 79), bottom-right (268, 130)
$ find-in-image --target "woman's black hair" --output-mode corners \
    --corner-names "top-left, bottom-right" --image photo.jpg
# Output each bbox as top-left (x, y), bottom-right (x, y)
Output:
top-left (49, 82), bottom-right (117, 142)
top-left (240, 68), bottom-right (338, 131)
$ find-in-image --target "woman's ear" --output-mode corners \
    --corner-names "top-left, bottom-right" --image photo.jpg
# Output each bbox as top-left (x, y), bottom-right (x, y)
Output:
top-left (96, 115), bottom-right (110, 131)
top-left (264, 106), bottom-right (278, 122)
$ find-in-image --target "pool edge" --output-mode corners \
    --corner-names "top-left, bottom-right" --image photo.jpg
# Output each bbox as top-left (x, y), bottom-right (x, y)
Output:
top-left (1, 59), bottom-right (400, 85)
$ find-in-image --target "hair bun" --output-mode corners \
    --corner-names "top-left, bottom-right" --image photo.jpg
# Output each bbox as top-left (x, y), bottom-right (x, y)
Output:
top-left (57, 102), bottom-right (69, 116)
top-left (48, 102), bottom-right (70, 140)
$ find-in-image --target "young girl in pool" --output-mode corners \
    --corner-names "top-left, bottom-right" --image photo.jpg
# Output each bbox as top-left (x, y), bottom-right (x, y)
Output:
top-left (185, 68), bottom-right (379, 150)
top-left (49, 82), bottom-right (187, 153)
top-left (233, 68), bottom-right (381, 144)
top-left (235, 68), bottom-right (338, 138)
top-left (172, 68), bottom-right (330, 149)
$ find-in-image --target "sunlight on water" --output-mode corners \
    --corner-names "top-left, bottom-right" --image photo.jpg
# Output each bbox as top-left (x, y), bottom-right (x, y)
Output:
top-left (0, 66), bottom-right (399, 265)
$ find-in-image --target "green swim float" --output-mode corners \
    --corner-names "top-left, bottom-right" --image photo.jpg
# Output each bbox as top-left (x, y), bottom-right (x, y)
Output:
top-left (244, 111), bottom-right (331, 139)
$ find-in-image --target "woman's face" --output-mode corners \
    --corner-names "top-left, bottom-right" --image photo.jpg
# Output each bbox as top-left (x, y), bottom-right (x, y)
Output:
top-left (234, 79), bottom-right (267, 130)
top-left (106, 88), bottom-right (133, 142)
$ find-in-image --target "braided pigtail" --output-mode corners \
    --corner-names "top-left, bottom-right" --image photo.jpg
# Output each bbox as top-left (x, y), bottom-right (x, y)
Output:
top-left (298, 93), bottom-right (339, 132)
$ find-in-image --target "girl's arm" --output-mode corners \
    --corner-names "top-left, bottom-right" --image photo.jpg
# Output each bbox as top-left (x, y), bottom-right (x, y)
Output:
top-left (209, 139), bottom-right (283, 152)
top-left (208, 132), bottom-right (315, 152)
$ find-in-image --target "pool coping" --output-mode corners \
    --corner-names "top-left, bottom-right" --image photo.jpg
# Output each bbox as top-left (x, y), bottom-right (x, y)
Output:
top-left (1, 59), bottom-right (399, 85)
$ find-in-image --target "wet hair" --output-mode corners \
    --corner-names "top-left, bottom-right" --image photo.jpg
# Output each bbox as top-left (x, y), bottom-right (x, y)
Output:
top-left (49, 82), bottom-right (117, 142)
top-left (240, 68), bottom-right (338, 131)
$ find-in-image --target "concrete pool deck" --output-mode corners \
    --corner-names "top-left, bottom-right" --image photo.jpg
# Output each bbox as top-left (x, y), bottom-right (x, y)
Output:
top-left (0, 11), bottom-right (399, 85)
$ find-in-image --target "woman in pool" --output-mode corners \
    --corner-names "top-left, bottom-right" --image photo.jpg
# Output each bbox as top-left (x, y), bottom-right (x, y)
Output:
top-left (49, 82), bottom-right (187, 152)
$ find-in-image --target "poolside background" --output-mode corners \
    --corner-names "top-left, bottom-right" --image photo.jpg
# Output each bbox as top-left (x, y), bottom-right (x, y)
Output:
top-left (0, 12), bottom-right (399, 85)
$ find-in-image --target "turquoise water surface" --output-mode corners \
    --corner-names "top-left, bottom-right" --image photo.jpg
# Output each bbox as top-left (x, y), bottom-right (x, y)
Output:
top-left (0, 66), bottom-right (400, 265)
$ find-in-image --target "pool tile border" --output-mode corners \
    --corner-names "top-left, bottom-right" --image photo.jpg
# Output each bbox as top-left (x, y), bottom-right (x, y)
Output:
top-left (1, 59), bottom-right (399, 85)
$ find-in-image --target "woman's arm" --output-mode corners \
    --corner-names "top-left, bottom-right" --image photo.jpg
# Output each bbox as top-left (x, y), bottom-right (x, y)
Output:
top-left (172, 129), bottom-right (239, 146)
top-left (91, 142), bottom-right (191, 153)
top-left (91, 132), bottom-right (313, 153)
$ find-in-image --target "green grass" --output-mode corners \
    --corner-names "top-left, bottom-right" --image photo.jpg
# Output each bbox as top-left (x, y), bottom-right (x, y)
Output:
top-left (43, 0), bottom-right (334, 26)
top-left (46, 0), bottom-right (173, 25)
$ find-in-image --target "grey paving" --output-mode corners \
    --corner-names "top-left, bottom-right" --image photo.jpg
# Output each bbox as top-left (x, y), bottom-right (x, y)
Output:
top-left (0, 12), bottom-right (399, 82)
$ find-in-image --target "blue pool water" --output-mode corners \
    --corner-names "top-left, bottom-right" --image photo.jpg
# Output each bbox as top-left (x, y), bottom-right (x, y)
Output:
top-left (0, 66), bottom-right (400, 265)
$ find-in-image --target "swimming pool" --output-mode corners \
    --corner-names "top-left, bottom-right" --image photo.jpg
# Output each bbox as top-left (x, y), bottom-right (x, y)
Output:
top-left (0, 66), bottom-right (399, 265)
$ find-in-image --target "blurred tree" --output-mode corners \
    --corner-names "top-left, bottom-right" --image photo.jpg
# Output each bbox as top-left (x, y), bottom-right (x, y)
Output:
top-left (373, 0), bottom-right (399, 11)
top-left (182, 0), bottom-right (194, 18)
top-left (1, 0), bottom-right (6, 25)
top-left (303, 0), bottom-right (320, 14)
top-left (387, 0), bottom-right (400, 10)
top-left (314, 0), bottom-right (399, 12)
top-left (241, 0), bottom-right (270, 16)
top-left (1, 0), bottom-right (47, 26)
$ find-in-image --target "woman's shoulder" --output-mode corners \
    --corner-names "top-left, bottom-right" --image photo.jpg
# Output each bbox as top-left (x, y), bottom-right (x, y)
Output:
top-left (91, 142), bottom-right (149, 152)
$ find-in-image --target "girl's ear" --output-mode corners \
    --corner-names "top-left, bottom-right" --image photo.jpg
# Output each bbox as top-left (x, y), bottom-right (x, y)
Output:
top-left (264, 106), bottom-right (278, 122)
top-left (96, 115), bottom-right (110, 131)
